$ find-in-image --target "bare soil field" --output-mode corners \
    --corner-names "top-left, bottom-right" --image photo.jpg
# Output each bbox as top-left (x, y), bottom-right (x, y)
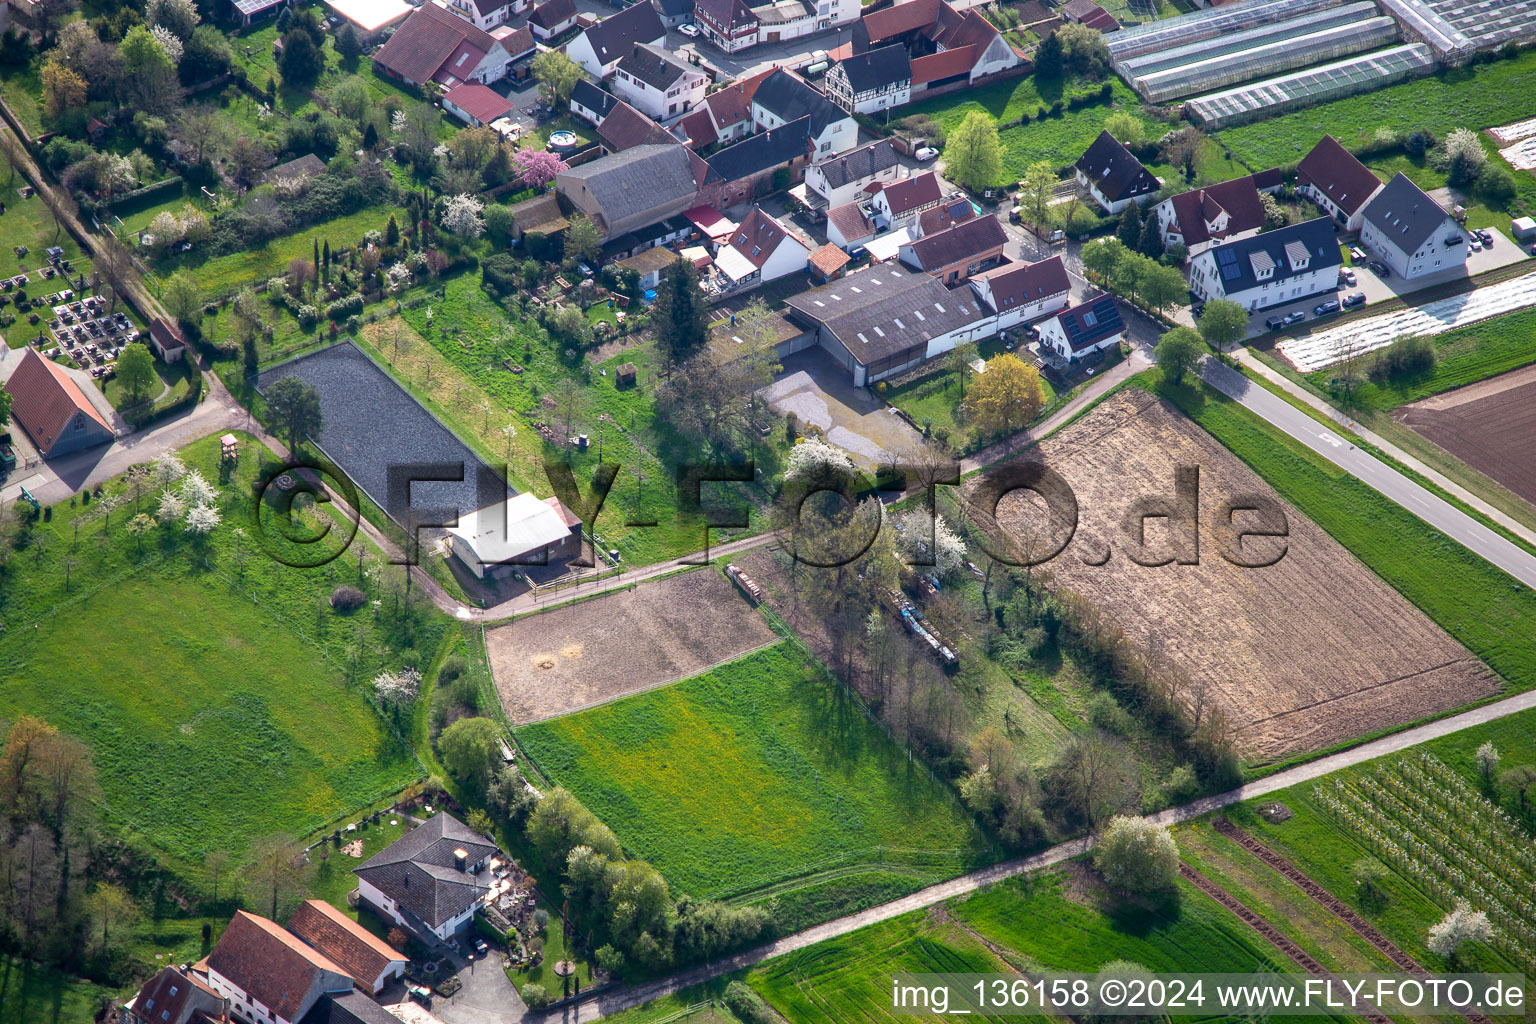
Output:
top-left (485, 569), bottom-right (778, 723)
top-left (975, 390), bottom-right (1498, 759)
top-left (1397, 363), bottom-right (1536, 508)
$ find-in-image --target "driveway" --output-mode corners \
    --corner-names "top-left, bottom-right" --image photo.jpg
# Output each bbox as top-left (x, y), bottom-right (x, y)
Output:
top-left (761, 348), bottom-right (924, 466)
top-left (435, 951), bottom-right (526, 1024)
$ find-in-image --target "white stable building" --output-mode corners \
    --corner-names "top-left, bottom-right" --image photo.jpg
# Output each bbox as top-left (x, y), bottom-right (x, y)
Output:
top-left (445, 491), bottom-right (583, 577)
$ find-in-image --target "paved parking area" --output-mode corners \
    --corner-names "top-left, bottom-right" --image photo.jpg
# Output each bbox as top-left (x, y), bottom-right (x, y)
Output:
top-left (762, 348), bottom-right (924, 466)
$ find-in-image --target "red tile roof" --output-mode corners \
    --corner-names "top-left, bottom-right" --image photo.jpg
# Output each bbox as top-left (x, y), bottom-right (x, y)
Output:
top-left (127, 966), bottom-right (225, 1024)
top-left (727, 206), bottom-right (804, 270)
top-left (1162, 174), bottom-right (1269, 247)
top-left (374, 3), bottom-right (498, 87)
top-left (827, 201), bottom-right (875, 243)
top-left (910, 45), bottom-right (973, 84)
top-left (1297, 135), bottom-right (1383, 217)
top-left (597, 100), bottom-right (674, 151)
top-left (808, 242), bottom-right (851, 277)
top-left (881, 171), bottom-right (942, 215)
top-left (2, 347), bottom-right (112, 454)
top-left (207, 912), bottom-right (351, 1024)
top-left (677, 107), bottom-right (717, 148)
top-left (443, 83), bottom-right (515, 124)
top-left (918, 194), bottom-right (976, 235)
top-left (862, 0), bottom-right (939, 44)
top-left (974, 255), bottom-right (1069, 311)
top-left (529, 0), bottom-right (576, 30)
top-left (287, 900), bottom-right (405, 993)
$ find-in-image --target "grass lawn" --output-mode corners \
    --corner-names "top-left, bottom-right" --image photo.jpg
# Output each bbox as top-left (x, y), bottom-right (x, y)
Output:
top-left (0, 58), bottom-right (46, 139)
top-left (883, 344), bottom-right (1058, 453)
top-left (1156, 380), bottom-right (1536, 695)
top-left (1215, 50), bottom-right (1536, 172)
top-left (0, 432), bottom-right (437, 868)
top-left (0, 956), bottom-right (115, 1024)
top-left (516, 642), bottom-right (988, 899)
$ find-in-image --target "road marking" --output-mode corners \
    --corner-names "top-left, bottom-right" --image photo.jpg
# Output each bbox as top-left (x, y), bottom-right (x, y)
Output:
top-left (1318, 431), bottom-right (1343, 447)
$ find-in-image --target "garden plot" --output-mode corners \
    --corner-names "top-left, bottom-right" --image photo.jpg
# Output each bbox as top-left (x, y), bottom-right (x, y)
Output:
top-left (1398, 362), bottom-right (1536, 507)
top-left (976, 390), bottom-right (1499, 759)
top-left (256, 342), bottom-right (508, 528)
top-left (1280, 271), bottom-right (1536, 371)
top-left (485, 568), bottom-right (777, 723)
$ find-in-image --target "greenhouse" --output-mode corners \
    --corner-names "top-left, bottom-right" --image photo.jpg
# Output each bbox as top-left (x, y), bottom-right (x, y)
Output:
top-left (1103, 0), bottom-right (1344, 61)
top-left (1376, 0), bottom-right (1536, 60)
top-left (1119, 2), bottom-right (1382, 79)
top-left (1134, 17), bottom-right (1400, 102)
top-left (1185, 43), bottom-right (1438, 129)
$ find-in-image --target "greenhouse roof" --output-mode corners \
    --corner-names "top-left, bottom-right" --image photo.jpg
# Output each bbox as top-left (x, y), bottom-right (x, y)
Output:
top-left (1104, 0), bottom-right (1343, 59)
top-left (1185, 44), bottom-right (1436, 128)
top-left (1119, 1), bottom-right (1379, 77)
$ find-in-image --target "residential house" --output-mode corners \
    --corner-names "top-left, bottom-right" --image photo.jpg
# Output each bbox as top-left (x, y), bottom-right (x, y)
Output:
top-left (1297, 134), bottom-right (1384, 232)
top-left (750, 69), bottom-right (858, 158)
top-left (528, 0), bottom-right (577, 40)
top-left (824, 44), bottom-right (911, 113)
top-left (441, 82), bottom-right (516, 126)
top-left (1188, 216), bottom-right (1343, 311)
top-left (1359, 172), bottom-right (1468, 280)
top-left (802, 139), bottom-right (900, 209)
top-left (508, 192), bottom-right (570, 241)
top-left (897, 214), bottom-right (1007, 282)
top-left (443, 0), bottom-right (526, 32)
top-left (617, 245), bottom-right (683, 289)
top-left (703, 117), bottom-right (812, 206)
top-left (556, 144), bottom-right (705, 239)
top-left (204, 912), bottom-right (353, 1024)
top-left (714, 205), bottom-right (812, 288)
top-left (123, 966), bottom-right (228, 1024)
top-left (968, 255), bottom-right (1071, 329)
top-left (1150, 170), bottom-right (1283, 258)
top-left (783, 263), bottom-right (996, 385)
top-left (287, 899), bottom-right (408, 996)
top-left (492, 22), bottom-right (536, 63)
top-left (825, 200), bottom-right (881, 252)
top-left (373, 2), bottom-right (513, 88)
top-left (917, 193), bottom-right (974, 236)
top-left (695, 0), bottom-right (858, 53)
top-left (304, 992), bottom-right (408, 1024)
top-left (2, 347), bottom-right (114, 457)
top-left (1074, 130), bottom-right (1158, 214)
top-left (566, 2), bottom-right (666, 78)
top-left (1037, 296), bottom-right (1125, 363)
top-left (602, 214), bottom-right (696, 259)
top-left (672, 70), bottom-right (768, 148)
top-left (354, 812), bottom-right (507, 944)
top-left (651, 0), bottom-right (694, 27)
top-left (824, 169), bottom-right (944, 249)
top-left (596, 98), bottom-right (677, 151)
top-left (694, 0), bottom-right (760, 52)
top-left (571, 78), bottom-right (620, 125)
top-left (612, 44), bottom-right (708, 123)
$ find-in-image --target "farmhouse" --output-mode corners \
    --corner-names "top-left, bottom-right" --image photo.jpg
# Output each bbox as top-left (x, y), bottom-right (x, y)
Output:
top-left (445, 492), bottom-right (584, 576)
top-left (595, 98), bottom-right (677, 152)
top-left (897, 214), bottom-right (1007, 283)
top-left (694, 0), bottom-right (859, 52)
top-left (1036, 296), bottom-right (1125, 363)
top-left (373, 2), bottom-right (513, 88)
top-left (527, 0), bottom-right (577, 40)
top-left (968, 255), bottom-right (1071, 329)
top-left (750, 69), bottom-right (858, 158)
top-left (824, 170), bottom-right (943, 249)
top-left (2, 347), bottom-right (114, 457)
top-left (703, 118), bottom-right (813, 207)
top-left (801, 138), bottom-right (901, 209)
top-left (1150, 170), bottom-right (1283, 257)
top-left (783, 263), bottom-right (995, 385)
top-left (1297, 134), bottom-right (1384, 232)
top-left (441, 82), bottom-right (517, 126)
top-left (1359, 172), bottom-right (1468, 280)
top-left (1188, 216), bottom-right (1343, 311)
top-left (612, 44), bottom-right (708, 123)
top-left (714, 206), bottom-right (812, 288)
top-left (355, 812), bottom-right (508, 944)
top-left (556, 144), bottom-right (705, 239)
top-left (566, 2), bottom-right (667, 78)
top-left (205, 911), bottom-right (353, 1024)
top-left (824, 44), bottom-right (912, 114)
top-left (849, 0), bottom-right (1019, 81)
top-left (1074, 130), bottom-right (1158, 214)
top-left (286, 899), bottom-right (408, 996)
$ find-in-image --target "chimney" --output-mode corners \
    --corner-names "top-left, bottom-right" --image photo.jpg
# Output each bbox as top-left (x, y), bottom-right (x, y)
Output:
top-left (454, 848), bottom-right (469, 871)
top-left (402, 872), bottom-right (409, 889)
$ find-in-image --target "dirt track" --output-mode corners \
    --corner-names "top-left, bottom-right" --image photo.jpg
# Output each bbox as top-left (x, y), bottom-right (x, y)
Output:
top-left (977, 390), bottom-right (1498, 759)
top-left (1398, 364), bottom-right (1536, 508)
top-left (485, 568), bottom-right (776, 723)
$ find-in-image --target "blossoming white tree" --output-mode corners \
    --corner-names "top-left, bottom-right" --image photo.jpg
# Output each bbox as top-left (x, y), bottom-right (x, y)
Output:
top-left (156, 489), bottom-right (187, 525)
top-left (184, 502), bottom-right (222, 534)
top-left (151, 452), bottom-right (186, 490)
top-left (895, 508), bottom-right (965, 578)
top-left (179, 468), bottom-right (217, 508)
top-left (1428, 901), bottom-right (1492, 960)
top-left (441, 193), bottom-right (485, 239)
top-left (783, 437), bottom-right (855, 483)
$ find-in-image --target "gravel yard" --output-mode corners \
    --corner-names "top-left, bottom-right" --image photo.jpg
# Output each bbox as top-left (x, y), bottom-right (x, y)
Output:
top-left (485, 568), bottom-right (777, 723)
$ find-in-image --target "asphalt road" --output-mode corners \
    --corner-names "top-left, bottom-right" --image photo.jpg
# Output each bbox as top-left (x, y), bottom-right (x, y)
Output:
top-left (1199, 357), bottom-right (1536, 590)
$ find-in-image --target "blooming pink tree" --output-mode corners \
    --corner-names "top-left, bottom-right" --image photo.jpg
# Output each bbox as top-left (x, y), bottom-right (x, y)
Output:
top-left (513, 148), bottom-right (569, 189)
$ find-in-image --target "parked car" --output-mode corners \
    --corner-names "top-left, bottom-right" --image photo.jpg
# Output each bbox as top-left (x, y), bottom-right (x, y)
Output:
top-left (1282, 311), bottom-right (1306, 326)
top-left (1342, 291), bottom-right (1366, 308)
top-left (408, 985), bottom-right (433, 1008)
top-left (1192, 302), bottom-right (1205, 318)
top-left (1313, 299), bottom-right (1341, 316)
top-left (1477, 228), bottom-right (1494, 246)
top-left (1469, 238), bottom-right (1482, 252)
top-left (914, 146), bottom-right (939, 162)
top-left (1368, 261), bottom-right (1391, 278)
top-left (1340, 268), bottom-right (1357, 286)
top-left (474, 938), bottom-right (490, 956)
top-left (1265, 315), bottom-right (1286, 330)
top-left (678, 22), bottom-right (700, 36)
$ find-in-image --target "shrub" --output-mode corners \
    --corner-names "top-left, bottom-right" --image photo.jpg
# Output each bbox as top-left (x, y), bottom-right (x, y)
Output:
top-left (724, 981), bottom-right (779, 1024)
top-left (1367, 334), bottom-right (1435, 381)
top-left (1162, 764), bottom-right (1199, 801)
top-left (439, 655), bottom-right (468, 682)
top-left (519, 983), bottom-right (549, 1009)
top-left (330, 584), bottom-right (366, 611)
top-left (1088, 692), bottom-right (1135, 736)
top-left (1094, 816), bottom-right (1179, 893)
top-left (325, 293), bottom-right (364, 320)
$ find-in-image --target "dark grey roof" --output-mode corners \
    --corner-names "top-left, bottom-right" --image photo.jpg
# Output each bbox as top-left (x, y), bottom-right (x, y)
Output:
top-left (901, 214), bottom-right (1006, 270)
top-left (1076, 130), bottom-right (1157, 203)
top-left (354, 812), bottom-right (501, 931)
top-left (813, 139), bottom-right (898, 189)
top-left (301, 993), bottom-right (404, 1024)
top-left (652, 0), bottom-right (693, 16)
top-left (751, 69), bottom-right (848, 138)
top-left (1362, 172), bottom-right (1453, 255)
top-left (559, 144), bottom-right (700, 224)
top-left (529, 0), bottom-right (576, 29)
top-left (785, 263), bottom-right (987, 364)
top-left (585, 1), bottom-right (665, 65)
top-left (836, 43), bottom-right (911, 94)
top-left (617, 43), bottom-right (691, 90)
top-left (571, 78), bottom-right (619, 119)
top-left (1203, 216), bottom-right (1342, 296)
top-left (707, 117), bottom-right (810, 182)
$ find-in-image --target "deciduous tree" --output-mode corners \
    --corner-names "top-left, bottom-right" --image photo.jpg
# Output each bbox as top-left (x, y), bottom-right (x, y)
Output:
top-left (531, 49), bottom-right (580, 108)
top-left (1196, 298), bottom-right (1248, 352)
top-left (264, 375), bottom-right (324, 453)
top-left (1154, 326), bottom-right (1205, 384)
top-left (1094, 816), bottom-right (1179, 892)
top-left (944, 111), bottom-right (1002, 192)
top-left (964, 353), bottom-right (1045, 436)
top-left (115, 343), bottom-right (158, 407)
